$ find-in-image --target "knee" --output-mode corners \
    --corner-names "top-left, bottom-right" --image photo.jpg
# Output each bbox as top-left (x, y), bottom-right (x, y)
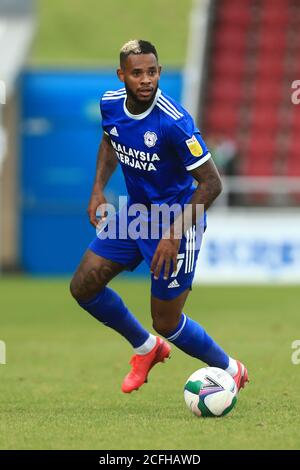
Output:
top-left (69, 275), bottom-right (82, 301)
top-left (152, 313), bottom-right (181, 338)
top-left (69, 274), bottom-right (102, 303)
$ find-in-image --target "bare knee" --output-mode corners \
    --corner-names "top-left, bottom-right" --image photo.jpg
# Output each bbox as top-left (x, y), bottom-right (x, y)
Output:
top-left (69, 267), bottom-right (106, 302)
top-left (151, 289), bottom-right (189, 337)
top-left (69, 276), bottom-right (78, 299)
top-left (70, 251), bottom-right (124, 302)
top-left (69, 275), bottom-right (96, 302)
top-left (152, 311), bottom-right (181, 337)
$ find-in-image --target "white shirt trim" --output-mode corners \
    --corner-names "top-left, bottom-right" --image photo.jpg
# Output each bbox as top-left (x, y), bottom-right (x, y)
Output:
top-left (186, 152), bottom-right (211, 171)
top-left (156, 100), bottom-right (180, 120)
top-left (123, 89), bottom-right (162, 120)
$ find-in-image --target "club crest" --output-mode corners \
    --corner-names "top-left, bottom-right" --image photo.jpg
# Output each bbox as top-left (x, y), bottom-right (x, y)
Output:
top-left (144, 131), bottom-right (157, 148)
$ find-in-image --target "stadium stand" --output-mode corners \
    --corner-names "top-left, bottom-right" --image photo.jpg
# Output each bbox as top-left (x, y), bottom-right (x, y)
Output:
top-left (202, 0), bottom-right (300, 203)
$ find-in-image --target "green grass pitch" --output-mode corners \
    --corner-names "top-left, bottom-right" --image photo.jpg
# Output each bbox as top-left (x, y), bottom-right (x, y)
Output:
top-left (1, 277), bottom-right (300, 449)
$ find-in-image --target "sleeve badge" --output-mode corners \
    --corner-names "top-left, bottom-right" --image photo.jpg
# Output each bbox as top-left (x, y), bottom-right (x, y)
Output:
top-left (185, 135), bottom-right (203, 157)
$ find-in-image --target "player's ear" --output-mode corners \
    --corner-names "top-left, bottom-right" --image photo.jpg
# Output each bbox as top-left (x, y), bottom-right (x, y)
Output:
top-left (117, 67), bottom-right (125, 82)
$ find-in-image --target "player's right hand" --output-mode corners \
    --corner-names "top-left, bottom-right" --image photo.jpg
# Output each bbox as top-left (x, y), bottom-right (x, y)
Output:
top-left (87, 191), bottom-right (107, 228)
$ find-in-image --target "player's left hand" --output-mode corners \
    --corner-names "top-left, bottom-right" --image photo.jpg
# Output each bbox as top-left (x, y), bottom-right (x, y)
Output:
top-left (151, 238), bottom-right (181, 280)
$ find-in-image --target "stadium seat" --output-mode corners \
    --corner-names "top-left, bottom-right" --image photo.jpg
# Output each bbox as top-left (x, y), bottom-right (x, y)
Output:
top-left (255, 56), bottom-right (285, 78)
top-left (286, 137), bottom-right (300, 176)
top-left (210, 54), bottom-right (247, 79)
top-left (290, 108), bottom-right (300, 131)
top-left (252, 81), bottom-right (283, 104)
top-left (244, 134), bottom-right (276, 176)
top-left (220, 0), bottom-right (253, 5)
top-left (209, 79), bottom-right (246, 103)
top-left (249, 105), bottom-right (280, 131)
top-left (217, 7), bottom-right (252, 26)
top-left (259, 30), bottom-right (287, 52)
top-left (205, 104), bottom-right (239, 134)
top-left (261, 7), bottom-right (290, 27)
top-left (213, 29), bottom-right (247, 53)
top-left (286, 154), bottom-right (300, 177)
top-left (287, 34), bottom-right (300, 53)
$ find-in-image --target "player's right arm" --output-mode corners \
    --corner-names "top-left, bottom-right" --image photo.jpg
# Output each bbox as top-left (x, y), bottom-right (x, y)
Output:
top-left (87, 133), bottom-right (118, 227)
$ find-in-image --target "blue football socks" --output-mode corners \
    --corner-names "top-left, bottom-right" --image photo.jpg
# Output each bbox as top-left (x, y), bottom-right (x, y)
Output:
top-left (78, 290), bottom-right (229, 368)
top-left (165, 313), bottom-right (229, 369)
top-left (78, 287), bottom-right (150, 348)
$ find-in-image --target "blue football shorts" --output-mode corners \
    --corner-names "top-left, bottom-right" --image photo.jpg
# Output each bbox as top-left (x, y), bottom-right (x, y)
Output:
top-left (89, 205), bottom-right (204, 301)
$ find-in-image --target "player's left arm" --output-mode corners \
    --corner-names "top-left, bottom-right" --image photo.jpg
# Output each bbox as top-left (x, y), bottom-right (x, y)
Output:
top-left (150, 158), bottom-right (222, 281)
top-left (188, 157), bottom-right (222, 212)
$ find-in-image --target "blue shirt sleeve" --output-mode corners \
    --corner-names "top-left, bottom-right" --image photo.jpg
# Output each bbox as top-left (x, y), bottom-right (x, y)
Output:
top-left (168, 114), bottom-right (211, 171)
top-left (99, 98), bottom-right (109, 135)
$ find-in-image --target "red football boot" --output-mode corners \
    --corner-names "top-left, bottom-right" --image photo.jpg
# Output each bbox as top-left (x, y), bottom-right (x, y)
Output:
top-left (233, 360), bottom-right (249, 391)
top-left (121, 337), bottom-right (171, 393)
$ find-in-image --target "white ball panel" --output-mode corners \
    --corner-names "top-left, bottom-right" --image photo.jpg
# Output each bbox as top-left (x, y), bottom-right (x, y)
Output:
top-left (204, 390), bottom-right (234, 416)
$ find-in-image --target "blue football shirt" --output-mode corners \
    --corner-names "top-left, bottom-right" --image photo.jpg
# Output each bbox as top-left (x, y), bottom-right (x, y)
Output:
top-left (100, 87), bottom-right (211, 207)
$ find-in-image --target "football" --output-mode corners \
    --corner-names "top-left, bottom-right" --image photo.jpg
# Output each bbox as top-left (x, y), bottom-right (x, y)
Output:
top-left (184, 367), bottom-right (238, 417)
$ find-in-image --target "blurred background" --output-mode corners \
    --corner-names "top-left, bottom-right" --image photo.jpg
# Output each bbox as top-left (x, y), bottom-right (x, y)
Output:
top-left (1, 0), bottom-right (300, 282)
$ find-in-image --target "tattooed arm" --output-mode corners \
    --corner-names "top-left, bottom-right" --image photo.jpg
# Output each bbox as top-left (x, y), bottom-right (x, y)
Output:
top-left (151, 158), bottom-right (222, 280)
top-left (187, 157), bottom-right (223, 215)
top-left (87, 133), bottom-right (118, 227)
